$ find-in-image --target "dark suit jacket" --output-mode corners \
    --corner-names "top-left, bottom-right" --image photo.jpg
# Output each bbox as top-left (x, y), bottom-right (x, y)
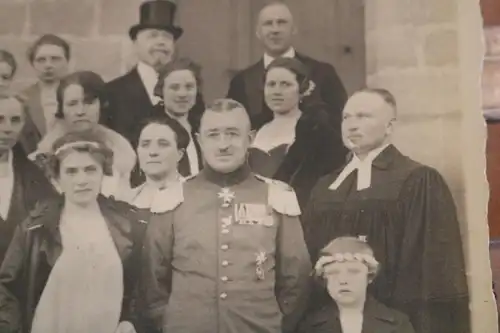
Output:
top-left (298, 296), bottom-right (415, 333)
top-left (227, 52), bottom-right (347, 131)
top-left (0, 145), bottom-right (57, 264)
top-left (17, 84), bottom-right (46, 154)
top-left (103, 68), bottom-right (156, 146)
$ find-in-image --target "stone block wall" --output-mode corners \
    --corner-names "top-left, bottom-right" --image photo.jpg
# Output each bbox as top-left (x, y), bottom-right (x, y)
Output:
top-left (0, 0), bottom-right (143, 91)
top-left (366, 0), bottom-right (497, 332)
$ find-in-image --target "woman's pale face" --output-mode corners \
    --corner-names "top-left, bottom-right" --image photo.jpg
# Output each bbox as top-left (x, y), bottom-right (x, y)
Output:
top-left (137, 123), bottom-right (182, 180)
top-left (57, 151), bottom-right (103, 206)
top-left (62, 84), bottom-right (100, 132)
top-left (0, 61), bottom-right (14, 98)
top-left (264, 67), bottom-right (300, 115)
top-left (324, 261), bottom-right (369, 307)
top-left (162, 69), bottom-right (197, 117)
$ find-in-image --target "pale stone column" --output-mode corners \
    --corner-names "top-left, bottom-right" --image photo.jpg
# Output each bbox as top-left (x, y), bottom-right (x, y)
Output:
top-left (365, 0), bottom-right (498, 332)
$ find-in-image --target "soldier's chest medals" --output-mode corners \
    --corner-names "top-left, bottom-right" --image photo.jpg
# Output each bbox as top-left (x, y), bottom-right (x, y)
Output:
top-left (217, 187), bottom-right (274, 227)
top-left (233, 203), bottom-right (274, 227)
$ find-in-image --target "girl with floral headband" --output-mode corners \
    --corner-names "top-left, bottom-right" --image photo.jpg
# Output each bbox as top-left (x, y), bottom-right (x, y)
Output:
top-left (298, 236), bottom-right (415, 333)
top-left (248, 57), bottom-right (347, 210)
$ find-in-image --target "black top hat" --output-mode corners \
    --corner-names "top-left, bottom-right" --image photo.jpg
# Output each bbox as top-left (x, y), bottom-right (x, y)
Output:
top-left (129, 0), bottom-right (183, 40)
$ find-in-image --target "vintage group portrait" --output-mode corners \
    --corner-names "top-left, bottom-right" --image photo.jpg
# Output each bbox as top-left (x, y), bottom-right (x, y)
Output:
top-left (0, 0), bottom-right (496, 332)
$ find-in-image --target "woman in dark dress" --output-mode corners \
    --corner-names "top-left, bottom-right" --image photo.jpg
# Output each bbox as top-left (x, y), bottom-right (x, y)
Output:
top-left (299, 236), bottom-right (414, 333)
top-left (248, 57), bottom-right (347, 209)
top-left (0, 95), bottom-right (56, 264)
top-left (0, 133), bottom-right (146, 333)
top-left (121, 116), bottom-right (189, 211)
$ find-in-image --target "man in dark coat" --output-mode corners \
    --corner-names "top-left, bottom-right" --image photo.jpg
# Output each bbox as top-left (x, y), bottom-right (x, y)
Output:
top-left (302, 88), bottom-right (470, 333)
top-left (0, 96), bottom-right (56, 264)
top-left (103, 0), bottom-right (183, 146)
top-left (227, 1), bottom-right (347, 131)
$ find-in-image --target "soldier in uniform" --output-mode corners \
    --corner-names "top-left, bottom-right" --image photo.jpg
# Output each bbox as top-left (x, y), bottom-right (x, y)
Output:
top-left (140, 98), bottom-right (311, 333)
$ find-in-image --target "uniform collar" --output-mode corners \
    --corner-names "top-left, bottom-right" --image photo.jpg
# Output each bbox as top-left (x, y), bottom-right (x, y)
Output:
top-left (201, 163), bottom-right (252, 187)
top-left (263, 47), bottom-right (296, 68)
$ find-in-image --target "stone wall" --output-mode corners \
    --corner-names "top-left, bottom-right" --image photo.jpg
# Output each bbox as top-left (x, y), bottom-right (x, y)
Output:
top-left (366, 0), bottom-right (497, 332)
top-left (0, 0), bottom-right (143, 91)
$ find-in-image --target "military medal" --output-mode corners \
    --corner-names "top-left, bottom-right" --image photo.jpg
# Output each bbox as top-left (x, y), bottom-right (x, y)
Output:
top-left (218, 188), bottom-right (235, 207)
top-left (255, 251), bottom-right (267, 280)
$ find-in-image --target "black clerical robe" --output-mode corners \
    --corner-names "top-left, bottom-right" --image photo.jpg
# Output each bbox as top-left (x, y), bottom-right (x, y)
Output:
top-left (302, 145), bottom-right (470, 333)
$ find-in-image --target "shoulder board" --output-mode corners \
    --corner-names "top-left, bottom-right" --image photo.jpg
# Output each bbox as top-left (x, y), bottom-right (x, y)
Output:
top-left (254, 174), bottom-right (300, 216)
top-left (150, 181), bottom-right (184, 214)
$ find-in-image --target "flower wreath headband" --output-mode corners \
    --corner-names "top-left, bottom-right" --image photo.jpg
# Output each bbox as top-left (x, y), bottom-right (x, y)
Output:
top-left (313, 237), bottom-right (379, 278)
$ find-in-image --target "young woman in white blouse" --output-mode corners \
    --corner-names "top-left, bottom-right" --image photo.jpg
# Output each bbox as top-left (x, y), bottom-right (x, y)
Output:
top-left (0, 133), bottom-right (145, 333)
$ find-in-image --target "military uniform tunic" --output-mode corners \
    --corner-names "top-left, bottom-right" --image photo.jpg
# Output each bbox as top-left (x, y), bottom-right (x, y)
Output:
top-left (140, 165), bottom-right (311, 333)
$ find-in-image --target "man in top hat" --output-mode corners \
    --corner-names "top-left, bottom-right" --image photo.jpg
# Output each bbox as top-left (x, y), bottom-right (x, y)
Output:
top-left (227, 1), bottom-right (347, 131)
top-left (103, 0), bottom-right (183, 147)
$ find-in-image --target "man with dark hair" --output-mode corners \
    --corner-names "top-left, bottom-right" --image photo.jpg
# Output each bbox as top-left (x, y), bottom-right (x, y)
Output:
top-left (104, 0), bottom-right (183, 146)
top-left (227, 1), bottom-right (347, 131)
top-left (302, 89), bottom-right (470, 333)
top-left (19, 34), bottom-right (70, 151)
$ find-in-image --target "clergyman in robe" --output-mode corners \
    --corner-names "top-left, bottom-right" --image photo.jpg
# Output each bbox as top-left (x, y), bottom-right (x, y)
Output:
top-left (302, 88), bottom-right (470, 333)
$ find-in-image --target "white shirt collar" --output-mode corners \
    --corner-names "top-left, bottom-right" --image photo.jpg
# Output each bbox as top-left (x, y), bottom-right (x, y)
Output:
top-left (137, 62), bottom-right (161, 105)
top-left (0, 150), bottom-right (15, 220)
top-left (263, 48), bottom-right (296, 68)
top-left (328, 144), bottom-right (390, 191)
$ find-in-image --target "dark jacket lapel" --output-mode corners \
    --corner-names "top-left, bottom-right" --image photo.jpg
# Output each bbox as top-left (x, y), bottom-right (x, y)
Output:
top-left (24, 84), bottom-right (46, 136)
top-left (362, 296), bottom-right (401, 333)
top-left (243, 60), bottom-right (265, 118)
top-left (125, 68), bottom-right (154, 112)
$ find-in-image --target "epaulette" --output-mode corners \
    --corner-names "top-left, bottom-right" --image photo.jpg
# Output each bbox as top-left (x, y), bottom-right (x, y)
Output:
top-left (150, 181), bottom-right (184, 214)
top-left (254, 174), bottom-right (301, 216)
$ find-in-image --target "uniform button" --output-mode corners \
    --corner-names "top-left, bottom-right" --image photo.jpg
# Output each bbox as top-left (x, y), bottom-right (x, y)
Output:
top-left (220, 292), bottom-right (227, 299)
top-left (221, 244), bottom-right (229, 251)
top-left (221, 276), bottom-right (229, 282)
top-left (221, 260), bottom-right (229, 267)
top-left (221, 229), bottom-right (229, 234)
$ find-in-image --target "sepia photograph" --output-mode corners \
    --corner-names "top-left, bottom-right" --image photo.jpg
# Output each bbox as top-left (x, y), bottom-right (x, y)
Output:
top-left (0, 0), bottom-right (496, 332)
